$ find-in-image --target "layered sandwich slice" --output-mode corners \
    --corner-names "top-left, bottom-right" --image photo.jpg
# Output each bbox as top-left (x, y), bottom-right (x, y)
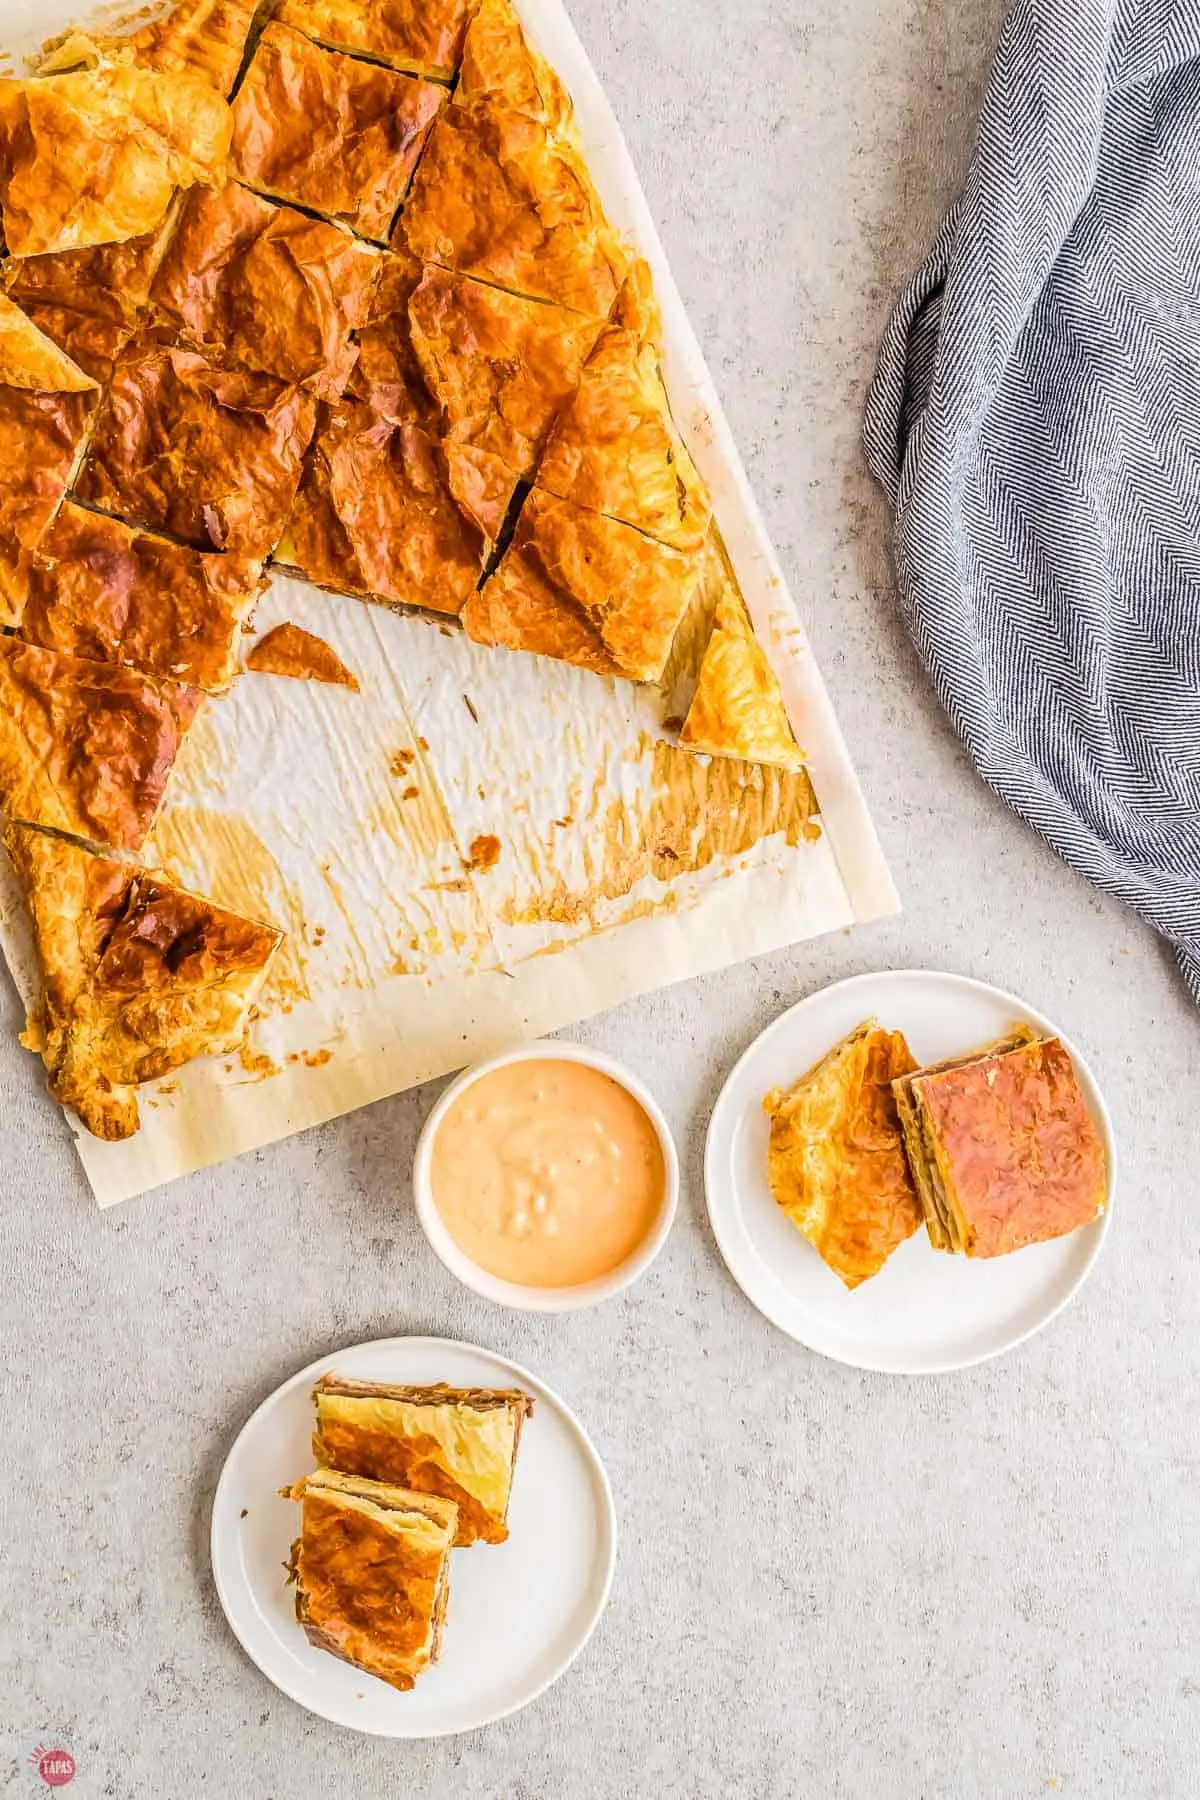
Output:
top-left (892, 1029), bottom-right (1107, 1257)
top-left (285, 1469), bottom-right (458, 1692)
top-left (312, 1376), bottom-right (533, 1546)
top-left (763, 1018), bottom-right (922, 1289)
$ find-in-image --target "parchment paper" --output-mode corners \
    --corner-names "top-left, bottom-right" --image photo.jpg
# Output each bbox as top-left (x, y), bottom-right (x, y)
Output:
top-left (0, 0), bottom-right (898, 1203)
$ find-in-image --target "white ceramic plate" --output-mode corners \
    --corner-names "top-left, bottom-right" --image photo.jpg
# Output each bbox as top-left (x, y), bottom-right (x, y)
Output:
top-left (210, 1336), bottom-right (616, 1736)
top-left (705, 970), bottom-right (1115, 1374)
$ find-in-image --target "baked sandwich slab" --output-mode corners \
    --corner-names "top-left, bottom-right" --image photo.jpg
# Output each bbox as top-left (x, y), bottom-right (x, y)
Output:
top-left (232, 22), bottom-right (443, 243)
top-left (150, 181), bottom-right (381, 400)
top-left (0, 639), bottom-right (200, 852)
top-left (23, 502), bottom-right (263, 692)
top-left (285, 1469), bottom-right (458, 1693)
top-left (456, 0), bottom-right (573, 135)
top-left (408, 264), bottom-right (603, 539)
top-left (273, 0), bottom-right (470, 80)
top-left (76, 335), bottom-right (318, 558)
top-left (400, 96), bottom-right (627, 317)
top-left (5, 822), bottom-right (282, 1141)
top-left (0, 296), bottom-right (98, 625)
top-left (0, 60), bottom-right (231, 257)
top-left (763, 1019), bottom-right (922, 1289)
top-left (312, 1376), bottom-right (533, 1546)
top-left (4, 226), bottom-right (171, 385)
top-left (280, 396), bottom-right (482, 612)
top-left (465, 487), bottom-right (703, 682)
top-left (535, 318), bottom-right (710, 554)
top-left (893, 1030), bottom-right (1108, 1258)
top-left (39, 0), bottom-right (259, 96)
top-left (680, 587), bottom-right (804, 772)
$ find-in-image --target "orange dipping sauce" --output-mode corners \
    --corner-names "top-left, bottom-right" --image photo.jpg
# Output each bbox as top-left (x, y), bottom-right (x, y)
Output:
top-left (429, 1057), bottom-right (667, 1287)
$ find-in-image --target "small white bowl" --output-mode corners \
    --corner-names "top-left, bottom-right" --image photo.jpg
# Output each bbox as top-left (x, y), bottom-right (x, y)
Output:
top-left (412, 1040), bottom-right (679, 1312)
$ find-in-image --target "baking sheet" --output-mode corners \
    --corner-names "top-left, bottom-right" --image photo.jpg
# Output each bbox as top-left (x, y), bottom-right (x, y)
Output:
top-left (0, 0), bottom-right (898, 1204)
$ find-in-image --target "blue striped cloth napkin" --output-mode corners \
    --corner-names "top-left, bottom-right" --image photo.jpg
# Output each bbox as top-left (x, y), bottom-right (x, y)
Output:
top-left (863, 0), bottom-right (1200, 1001)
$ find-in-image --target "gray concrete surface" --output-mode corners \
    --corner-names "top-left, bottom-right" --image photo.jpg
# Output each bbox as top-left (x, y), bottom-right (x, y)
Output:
top-left (4, 2), bottom-right (1199, 1796)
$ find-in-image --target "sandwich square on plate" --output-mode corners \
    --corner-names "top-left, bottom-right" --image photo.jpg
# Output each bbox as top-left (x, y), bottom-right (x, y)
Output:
top-left (211, 1337), bottom-right (615, 1736)
top-left (705, 969), bottom-right (1115, 1373)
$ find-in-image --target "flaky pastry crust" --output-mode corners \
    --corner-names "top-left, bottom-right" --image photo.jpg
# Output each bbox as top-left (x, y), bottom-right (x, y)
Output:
top-left (77, 335), bottom-right (318, 558)
top-left (680, 588), bottom-right (803, 772)
top-left (232, 22), bottom-right (443, 242)
top-left (23, 502), bottom-right (263, 692)
top-left (466, 488), bottom-right (702, 681)
top-left (273, 0), bottom-right (470, 79)
top-left (401, 97), bottom-right (627, 317)
top-left (281, 396), bottom-right (481, 612)
top-left (0, 639), bottom-right (200, 851)
top-left (151, 181), bottom-right (380, 400)
top-left (763, 1020), bottom-right (922, 1289)
top-left (0, 62), bottom-right (231, 257)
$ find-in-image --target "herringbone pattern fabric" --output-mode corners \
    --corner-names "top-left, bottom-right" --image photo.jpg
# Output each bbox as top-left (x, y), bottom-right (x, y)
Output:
top-left (864, 0), bottom-right (1200, 1001)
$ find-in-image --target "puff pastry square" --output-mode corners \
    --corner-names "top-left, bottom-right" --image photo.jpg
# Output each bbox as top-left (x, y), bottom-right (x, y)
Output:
top-left (536, 322), bottom-right (710, 552)
top-left (893, 1031), bottom-right (1108, 1258)
top-left (346, 249), bottom-right (433, 423)
top-left (40, 0), bottom-right (259, 96)
top-left (5, 822), bottom-right (282, 1141)
top-left (408, 265), bottom-right (602, 538)
top-left (285, 1470), bottom-right (458, 1692)
top-left (23, 502), bottom-right (263, 692)
top-left (280, 396), bottom-right (481, 612)
top-left (0, 62), bottom-right (231, 257)
top-left (457, 0), bottom-right (573, 135)
top-left (273, 0), bottom-right (470, 80)
top-left (4, 229), bottom-right (168, 384)
top-left (680, 587), bottom-right (804, 772)
top-left (0, 639), bottom-right (200, 852)
top-left (401, 97), bottom-right (626, 317)
top-left (465, 488), bottom-right (702, 681)
top-left (151, 182), bottom-right (381, 400)
top-left (763, 1020), bottom-right (922, 1289)
top-left (77, 336), bottom-right (318, 557)
top-left (312, 1376), bottom-right (534, 1546)
top-left (0, 300), bottom-right (97, 627)
top-left (232, 22), bottom-right (442, 243)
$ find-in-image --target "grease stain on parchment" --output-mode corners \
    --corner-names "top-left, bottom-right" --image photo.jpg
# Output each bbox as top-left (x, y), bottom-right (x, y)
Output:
top-left (146, 806), bottom-right (311, 1009)
top-left (504, 741), bottom-right (819, 928)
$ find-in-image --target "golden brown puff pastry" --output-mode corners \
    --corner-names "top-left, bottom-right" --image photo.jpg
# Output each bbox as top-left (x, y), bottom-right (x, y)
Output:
top-left (408, 265), bottom-right (602, 539)
top-left (279, 397), bottom-right (482, 613)
top-left (465, 488), bottom-right (702, 681)
top-left (3, 228), bottom-right (169, 385)
top-left (893, 1032), bottom-right (1107, 1259)
top-left (40, 1), bottom-right (259, 96)
top-left (150, 182), bottom-right (381, 401)
top-left (284, 1471), bottom-right (458, 1692)
top-left (232, 23), bottom-right (443, 244)
top-left (535, 323), bottom-right (710, 553)
top-left (400, 98), bottom-right (627, 318)
top-left (0, 63), bottom-right (231, 258)
top-left (273, 0), bottom-right (470, 80)
top-left (22, 502), bottom-right (263, 692)
top-left (0, 639), bottom-right (200, 853)
top-left (246, 621), bottom-right (360, 689)
top-left (457, 0), bottom-right (573, 135)
top-left (0, 292), bottom-right (96, 393)
top-left (763, 1020), bottom-right (922, 1290)
top-left (0, 300), bottom-right (96, 618)
top-left (313, 1376), bottom-right (533, 1547)
top-left (679, 587), bottom-right (804, 772)
top-left (346, 249), bottom-right (433, 424)
top-left (4, 822), bottom-right (283, 1141)
top-left (77, 335), bottom-right (318, 559)
top-left (609, 257), bottom-right (662, 346)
